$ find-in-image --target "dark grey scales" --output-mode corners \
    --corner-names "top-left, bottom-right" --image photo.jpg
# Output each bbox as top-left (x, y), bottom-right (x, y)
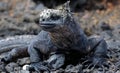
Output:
top-left (0, 2), bottom-right (108, 72)
top-left (0, 35), bottom-right (36, 54)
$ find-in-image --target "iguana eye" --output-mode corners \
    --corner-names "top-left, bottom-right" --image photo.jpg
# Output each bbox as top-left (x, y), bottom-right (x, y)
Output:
top-left (42, 19), bottom-right (45, 21)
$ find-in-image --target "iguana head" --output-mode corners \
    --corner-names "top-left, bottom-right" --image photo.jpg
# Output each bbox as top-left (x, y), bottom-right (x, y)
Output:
top-left (39, 1), bottom-right (72, 32)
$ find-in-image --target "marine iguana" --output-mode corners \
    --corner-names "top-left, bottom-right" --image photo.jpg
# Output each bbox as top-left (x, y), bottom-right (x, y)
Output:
top-left (0, 1), bottom-right (108, 72)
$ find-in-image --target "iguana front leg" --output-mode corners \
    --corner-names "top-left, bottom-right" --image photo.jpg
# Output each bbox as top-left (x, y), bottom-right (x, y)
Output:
top-left (27, 31), bottom-right (58, 72)
top-left (27, 39), bottom-right (50, 72)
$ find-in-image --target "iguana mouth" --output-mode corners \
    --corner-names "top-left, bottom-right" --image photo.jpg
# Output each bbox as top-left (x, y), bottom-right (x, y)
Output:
top-left (40, 22), bottom-right (56, 29)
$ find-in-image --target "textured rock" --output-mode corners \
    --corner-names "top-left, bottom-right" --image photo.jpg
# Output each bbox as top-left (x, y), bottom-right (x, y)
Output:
top-left (10, 70), bottom-right (30, 73)
top-left (65, 64), bottom-right (83, 73)
top-left (5, 62), bottom-right (19, 72)
top-left (0, 2), bottom-right (8, 12)
top-left (17, 57), bottom-right (30, 66)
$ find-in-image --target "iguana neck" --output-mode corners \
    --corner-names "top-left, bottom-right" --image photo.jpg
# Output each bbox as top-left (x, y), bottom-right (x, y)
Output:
top-left (49, 17), bottom-right (88, 49)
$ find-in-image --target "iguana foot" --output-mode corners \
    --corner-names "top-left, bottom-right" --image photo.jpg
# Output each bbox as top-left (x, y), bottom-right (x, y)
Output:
top-left (82, 57), bottom-right (109, 72)
top-left (29, 62), bottom-right (50, 73)
top-left (46, 54), bottom-right (65, 70)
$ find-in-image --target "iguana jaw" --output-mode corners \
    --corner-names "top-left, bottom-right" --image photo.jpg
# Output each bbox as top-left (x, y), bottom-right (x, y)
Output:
top-left (40, 22), bottom-right (56, 29)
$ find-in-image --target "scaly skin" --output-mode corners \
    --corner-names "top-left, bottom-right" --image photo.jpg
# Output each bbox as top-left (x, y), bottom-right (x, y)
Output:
top-left (0, 35), bottom-right (36, 54)
top-left (1, 2), bottom-right (108, 72)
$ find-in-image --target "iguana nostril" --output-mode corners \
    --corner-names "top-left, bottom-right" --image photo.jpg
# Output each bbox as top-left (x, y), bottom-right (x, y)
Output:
top-left (42, 19), bottom-right (45, 21)
top-left (46, 13), bottom-right (49, 15)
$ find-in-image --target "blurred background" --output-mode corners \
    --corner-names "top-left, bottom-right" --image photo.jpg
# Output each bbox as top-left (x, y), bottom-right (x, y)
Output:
top-left (0, 0), bottom-right (120, 73)
top-left (0, 0), bottom-right (120, 40)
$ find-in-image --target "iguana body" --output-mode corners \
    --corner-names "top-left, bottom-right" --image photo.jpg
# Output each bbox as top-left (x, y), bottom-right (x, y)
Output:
top-left (0, 2), bottom-right (107, 72)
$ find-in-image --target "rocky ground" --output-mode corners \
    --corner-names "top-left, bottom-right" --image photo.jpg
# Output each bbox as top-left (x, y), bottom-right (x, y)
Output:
top-left (0, 0), bottom-right (120, 73)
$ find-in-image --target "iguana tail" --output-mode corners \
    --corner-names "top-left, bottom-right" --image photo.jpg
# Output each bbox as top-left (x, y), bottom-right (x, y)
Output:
top-left (0, 35), bottom-right (36, 54)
